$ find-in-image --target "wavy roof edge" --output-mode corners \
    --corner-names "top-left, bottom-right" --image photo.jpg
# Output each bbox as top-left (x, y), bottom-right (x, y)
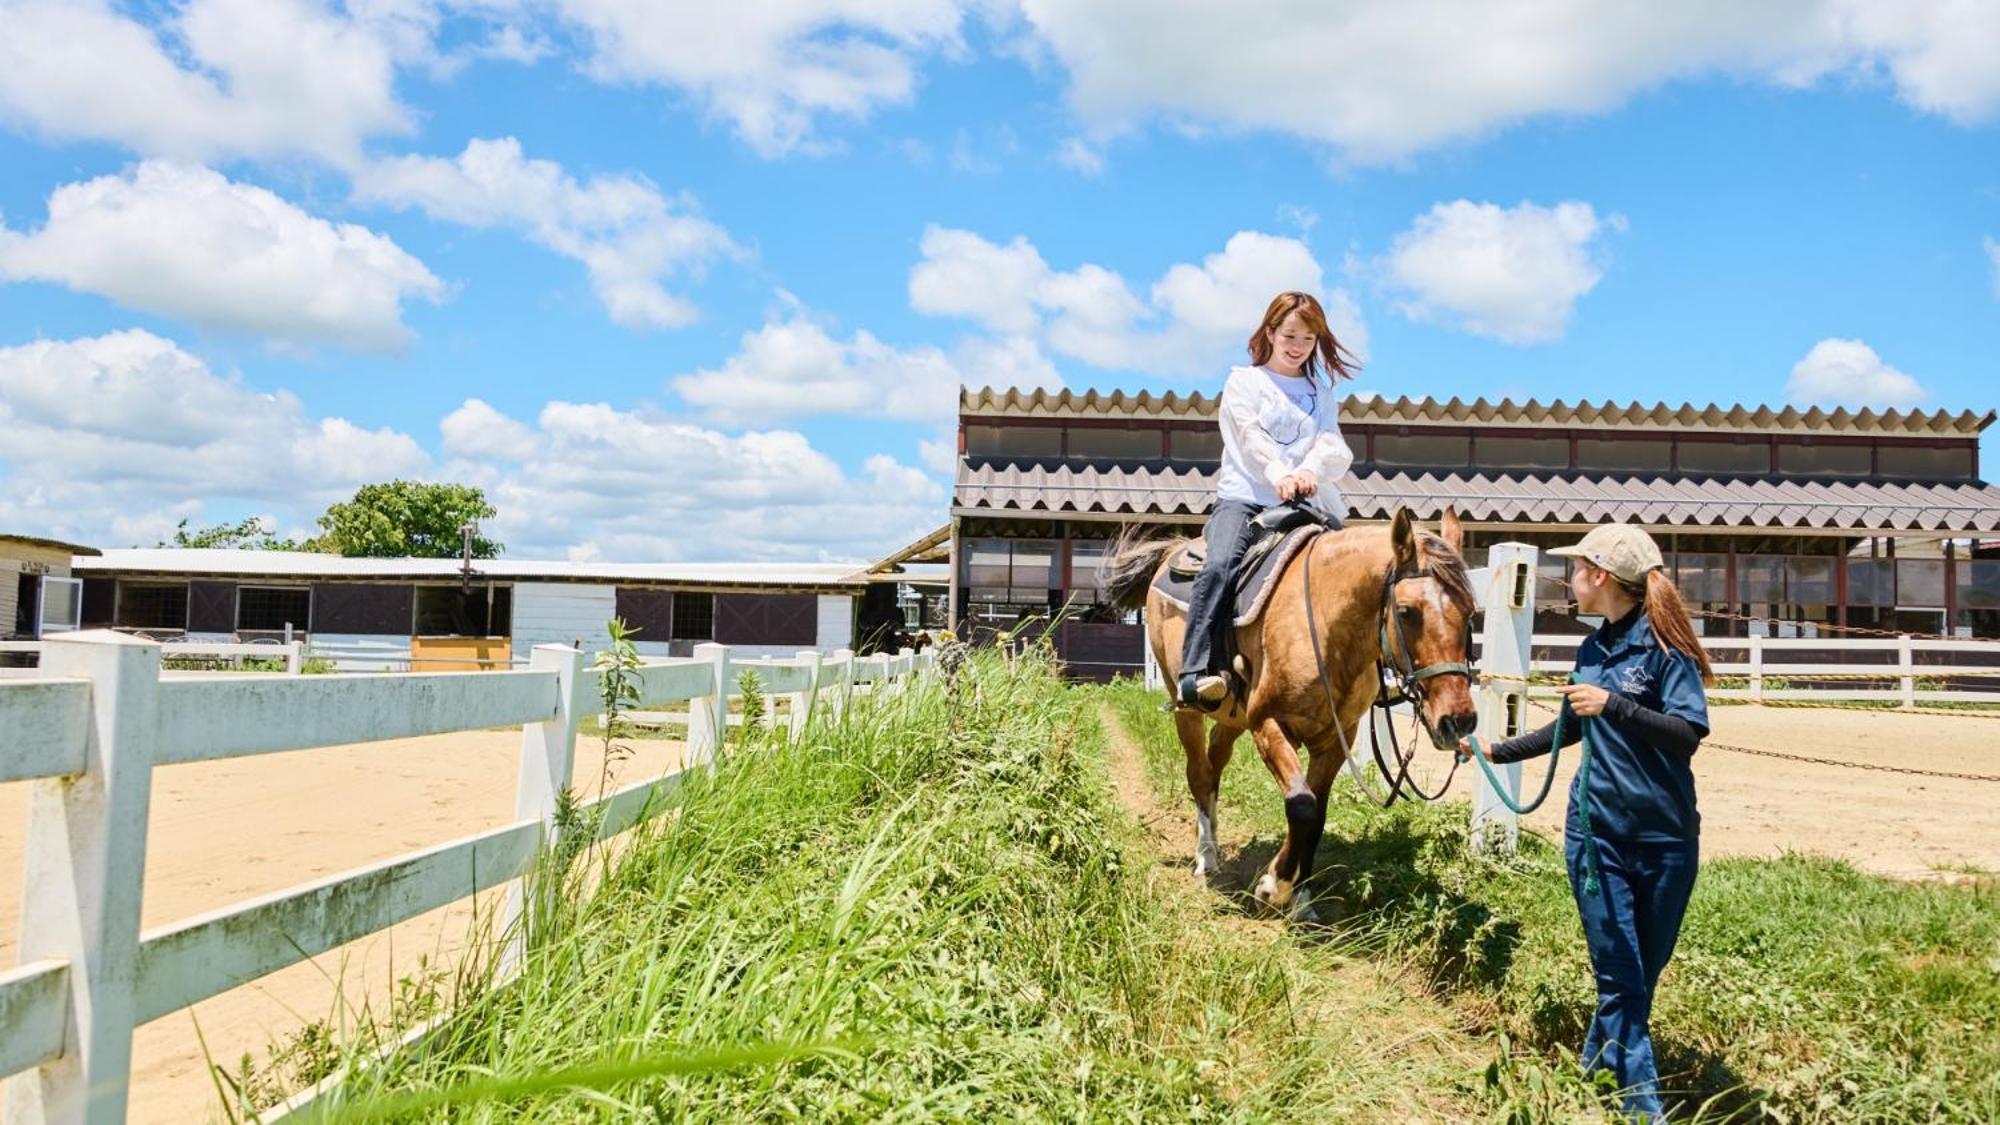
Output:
top-left (958, 386), bottom-right (1995, 434)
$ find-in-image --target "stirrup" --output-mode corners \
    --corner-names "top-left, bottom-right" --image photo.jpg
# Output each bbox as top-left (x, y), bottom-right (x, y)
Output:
top-left (1177, 673), bottom-right (1228, 712)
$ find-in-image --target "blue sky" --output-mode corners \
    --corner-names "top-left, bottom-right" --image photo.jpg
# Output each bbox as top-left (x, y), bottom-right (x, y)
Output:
top-left (1, 2), bottom-right (1995, 561)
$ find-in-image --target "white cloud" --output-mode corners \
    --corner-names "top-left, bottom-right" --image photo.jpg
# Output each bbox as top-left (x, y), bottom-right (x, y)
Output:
top-left (1055, 137), bottom-right (1105, 177)
top-left (1014, 0), bottom-right (2000, 163)
top-left (1985, 236), bottom-right (2000, 300)
top-left (0, 161), bottom-right (444, 352)
top-left (911, 225), bottom-right (1367, 376)
top-left (670, 304), bottom-right (1061, 427)
top-left (0, 0), bottom-right (416, 167)
top-left (0, 331), bottom-right (947, 562)
top-left (546, 0), bottom-right (965, 157)
top-left (1785, 338), bottom-right (1928, 408)
top-left (354, 137), bottom-right (738, 330)
top-left (440, 399), bottom-right (948, 562)
top-left (1378, 200), bottom-right (1620, 345)
top-left (441, 398), bottom-right (536, 460)
top-left (0, 330), bottom-right (428, 545)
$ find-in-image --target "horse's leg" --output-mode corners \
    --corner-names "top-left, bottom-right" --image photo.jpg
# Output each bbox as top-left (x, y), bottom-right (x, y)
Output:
top-left (1281, 742), bottom-right (1349, 924)
top-left (1249, 718), bottom-right (1320, 920)
top-left (1175, 710), bottom-right (1222, 878)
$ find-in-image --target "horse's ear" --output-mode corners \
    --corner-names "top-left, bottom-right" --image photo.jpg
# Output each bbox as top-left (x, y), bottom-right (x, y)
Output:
top-left (1440, 506), bottom-right (1464, 555)
top-left (1391, 507), bottom-right (1417, 570)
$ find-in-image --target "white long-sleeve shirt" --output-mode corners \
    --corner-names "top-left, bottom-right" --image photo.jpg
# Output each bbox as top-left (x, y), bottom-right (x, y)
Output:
top-left (1214, 365), bottom-right (1353, 510)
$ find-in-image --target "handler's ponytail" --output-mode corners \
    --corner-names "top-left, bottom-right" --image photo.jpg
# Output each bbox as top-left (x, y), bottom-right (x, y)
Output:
top-left (1638, 569), bottom-right (1714, 684)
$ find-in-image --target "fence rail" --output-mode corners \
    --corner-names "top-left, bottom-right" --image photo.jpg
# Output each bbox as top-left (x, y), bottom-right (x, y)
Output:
top-left (0, 631), bottom-right (933, 1123)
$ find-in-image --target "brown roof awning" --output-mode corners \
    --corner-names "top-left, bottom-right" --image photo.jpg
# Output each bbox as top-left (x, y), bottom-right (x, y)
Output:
top-left (953, 464), bottom-right (2000, 532)
top-left (958, 386), bottom-right (1996, 437)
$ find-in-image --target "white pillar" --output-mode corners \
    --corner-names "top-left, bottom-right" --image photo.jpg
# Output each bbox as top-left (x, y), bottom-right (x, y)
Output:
top-left (1471, 543), bottom-right (1536, 855)
top-left (830, 648), bottom-right (855, 722)
top-left (791, 650), bottom-right (823, 740)
top-left (501, 643), bottom-right (583, 973)
top-left (1897, 633), bottom-right (1915, 710)
top-left (7, 630), bottom-right (161, 1125)
top-left (285, 639), bottom-right (304, 676)
top-left (686, 643), bottom-right (731, 768)
top-left (1748, 633), bottom-right (1765, 703)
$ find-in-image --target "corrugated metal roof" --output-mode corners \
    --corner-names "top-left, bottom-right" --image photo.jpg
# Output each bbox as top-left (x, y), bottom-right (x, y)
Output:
top-left (2, 532), bottom-right (102, 556)
top-left (959, 386), bottom-right (1996, 436)
top-left (953, 464), bottom-right (2000, 532)
top-left (73, 549), bottom-right (881, 588)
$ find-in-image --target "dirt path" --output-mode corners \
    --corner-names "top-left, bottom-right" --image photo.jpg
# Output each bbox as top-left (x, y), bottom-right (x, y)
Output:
top-left (1094, 703), bottom-right (1490, 1121)
top-left (0, 729), bottom-right (683, 1124)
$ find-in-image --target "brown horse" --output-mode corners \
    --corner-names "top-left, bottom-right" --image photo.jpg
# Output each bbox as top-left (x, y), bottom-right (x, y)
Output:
top-left (1102, 508), bottom-right (1478, 920)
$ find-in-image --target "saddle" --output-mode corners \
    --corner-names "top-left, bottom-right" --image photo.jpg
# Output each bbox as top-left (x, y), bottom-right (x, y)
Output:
top-left (1152, 504), bottom-right (1335, 629)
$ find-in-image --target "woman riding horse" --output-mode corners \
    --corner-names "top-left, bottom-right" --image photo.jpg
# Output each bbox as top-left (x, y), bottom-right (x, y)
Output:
top-left (1178, 291), bottom-right (1360, 710)
top-left (1104, 505), bottom-right (1479, 921)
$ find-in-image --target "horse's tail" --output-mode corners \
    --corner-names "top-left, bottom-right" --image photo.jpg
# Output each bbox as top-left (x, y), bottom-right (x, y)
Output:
top-left (1101, 525), bottom-right (1181, 610)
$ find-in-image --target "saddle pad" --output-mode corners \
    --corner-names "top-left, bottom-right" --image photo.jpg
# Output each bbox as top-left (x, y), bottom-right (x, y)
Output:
top-left (1152, 524), bottom-right (1327, 629)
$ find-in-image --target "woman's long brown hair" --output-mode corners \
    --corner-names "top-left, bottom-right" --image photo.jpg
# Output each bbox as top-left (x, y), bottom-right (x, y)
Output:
top-left (1246, 291), bottom-right (1361, 384)
top-left (1620, 569), bottom-right (1715, 684)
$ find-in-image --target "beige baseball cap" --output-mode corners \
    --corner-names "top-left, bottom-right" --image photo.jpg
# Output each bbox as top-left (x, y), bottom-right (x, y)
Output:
top-left (1548, 523), bottom-right (1665, 585)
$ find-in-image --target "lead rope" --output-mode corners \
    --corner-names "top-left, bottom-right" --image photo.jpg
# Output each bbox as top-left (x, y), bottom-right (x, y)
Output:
top-left (1460, 674), bottom-right (1600, 897)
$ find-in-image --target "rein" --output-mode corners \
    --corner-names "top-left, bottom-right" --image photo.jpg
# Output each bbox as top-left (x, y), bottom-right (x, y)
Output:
top-left (1302, 534), bottom-right (1472, 807)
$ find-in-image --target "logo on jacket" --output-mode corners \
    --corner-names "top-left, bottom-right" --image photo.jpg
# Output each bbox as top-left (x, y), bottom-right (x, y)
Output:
top-left (1615, 663), bottom-right (1652, 695)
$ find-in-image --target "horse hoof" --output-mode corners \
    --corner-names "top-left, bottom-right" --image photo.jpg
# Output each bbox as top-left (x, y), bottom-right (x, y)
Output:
top-left (1194, 846), bottom-right (1221, 881)
top-left (1252, 871), bottom-right (1292, 912)
top-left (1288, 892), bottom-right (1320, 925)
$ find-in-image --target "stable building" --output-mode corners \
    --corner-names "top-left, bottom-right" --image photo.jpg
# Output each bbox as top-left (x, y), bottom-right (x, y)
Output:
top-left (68, 550), bottom-right (925, 670)
top-left (3, 533), bottom-right (100, 642)
top-left (947, 388), bottom-right (2000, 679)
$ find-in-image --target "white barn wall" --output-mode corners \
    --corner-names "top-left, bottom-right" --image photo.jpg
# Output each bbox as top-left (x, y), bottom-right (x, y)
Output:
top-left (308, 634), bottom-right (414, 672)
top-left (512, 583), bottom-right (618, 663)
top-left (816, 595), bottom-right (854, 652)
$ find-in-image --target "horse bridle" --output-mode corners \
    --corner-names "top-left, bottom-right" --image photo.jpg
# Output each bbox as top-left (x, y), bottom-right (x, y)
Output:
top-left (1304, 536), bottom-right (1474, 807)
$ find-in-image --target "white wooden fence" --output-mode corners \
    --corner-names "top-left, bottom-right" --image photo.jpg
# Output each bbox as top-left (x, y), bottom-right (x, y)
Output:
top-left (0, 630), bottom-right (933, 1124)
top-left (0, 640), bottom-right (305, 676)
top-left (1499, 632), bottom-right (2000, 707)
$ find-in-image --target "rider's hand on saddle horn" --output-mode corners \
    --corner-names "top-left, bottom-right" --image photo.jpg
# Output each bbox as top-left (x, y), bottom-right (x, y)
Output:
top-left (1276, 470), bottom-right (1318, 502)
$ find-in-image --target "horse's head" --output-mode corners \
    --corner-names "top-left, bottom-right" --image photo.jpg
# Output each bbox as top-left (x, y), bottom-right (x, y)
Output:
top-left (1386, 507), bottom-right (1479, 749)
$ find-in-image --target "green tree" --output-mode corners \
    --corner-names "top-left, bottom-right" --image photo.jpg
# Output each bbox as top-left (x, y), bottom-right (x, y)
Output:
top-left (159, 516), bottom-right (303, 551)
top-left (313, 481), bottom-right (502, 559)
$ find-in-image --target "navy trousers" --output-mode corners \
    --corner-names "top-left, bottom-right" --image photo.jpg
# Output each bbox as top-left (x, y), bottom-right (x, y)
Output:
top-left (1181, 499), bottom-right (1261, 677)
top-left (1565, 832), bottom-right (1699, 1121)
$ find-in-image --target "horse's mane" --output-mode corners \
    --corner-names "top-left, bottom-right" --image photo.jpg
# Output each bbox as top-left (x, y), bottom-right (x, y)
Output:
top-left (1312, 524), bottom-right (1475, 615)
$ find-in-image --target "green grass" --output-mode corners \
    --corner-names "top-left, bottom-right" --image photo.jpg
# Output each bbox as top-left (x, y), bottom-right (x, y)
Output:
top-left (1103, 679), bottom-right (2000, 1123)
top-left (292, 650), bottom-right (1518, 1122)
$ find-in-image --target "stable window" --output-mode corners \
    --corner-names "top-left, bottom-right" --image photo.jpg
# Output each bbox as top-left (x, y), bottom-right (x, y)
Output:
top-left (1954, 560), bottom-right (2000, 637)
top-left (1777, 442), bottom-right (1870, 478)
top-left (670, 592), bottom-right (714, 641)
top-left (1675, 439), bottom-right (1768, 475)
top-left (1478, 435), bottom-right (1568, 471)
top-left (1066, 426), bottom-right (1161, 461)
top-left (1169, 428), bottom-right (1223, 463)
top-left (117, 582), bottom-right (189, 631)
top-left (1896, 559), bottom-right (1945, 607)
top-left (1372, 433), bottom-right (1470, 469)
top-left (237, 586), bottom-right (312, 633)
top-left (414, 585), bottom-right (508, 636)
top-left (39, 576), bottom-right (82, 634)
top-left (1846, 559), bottom-right (1894, 606)
top-left (1068, 540), bottom-right (1110, 602)
top-left (1577, 437), bottom-right (1671, 473)
top-left (964, 423), bottom-right (1062, 461)
top-left (1877, 444), bottom-right (1973, 481)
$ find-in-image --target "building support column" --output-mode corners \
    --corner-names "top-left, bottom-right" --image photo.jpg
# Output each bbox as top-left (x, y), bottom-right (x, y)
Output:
top-left (946, 516), bottom-right (962, 635)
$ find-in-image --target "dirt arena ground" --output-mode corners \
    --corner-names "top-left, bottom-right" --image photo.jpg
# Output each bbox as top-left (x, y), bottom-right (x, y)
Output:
top-left (0, 728), bottom-right (683, 1124)
top-left (3, 701), bottom-right (1995, 1122)
top-left (1425, 702), bottom-right (2000, 879)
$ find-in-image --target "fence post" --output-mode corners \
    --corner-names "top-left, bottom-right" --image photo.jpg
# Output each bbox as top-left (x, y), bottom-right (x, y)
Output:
top-left (1472, 543), bottom-right (1536, 855)
top-left (687, 643), bottom-right (731, 768)
top-left (1142, 622), bottom-right (1161, 689)
top-left (830, 648), bottom-right (855, 722)
top-left (6, 631), bottom-right (161, 1125)
top-left (285, 639), bottom-right (304, 676)
top-left (500, 643), bottom-right (583, 974)
top-left (791, 649), bottom-right (823, 740)
top-left (1748, 633), bottom-right (1764, 703)
top-left (1898, 633), bottom-right (1915, 710)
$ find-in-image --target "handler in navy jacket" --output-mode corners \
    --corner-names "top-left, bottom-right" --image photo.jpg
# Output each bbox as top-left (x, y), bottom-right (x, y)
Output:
top-left (1475, 523), bottom-right (1714, 1120)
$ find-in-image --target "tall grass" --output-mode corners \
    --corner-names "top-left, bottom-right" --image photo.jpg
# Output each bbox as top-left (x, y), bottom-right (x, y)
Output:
top-left (301, 649), bottom-right (1495, 1121)
top-left (1104, 679), bottom-right (2000, 1123)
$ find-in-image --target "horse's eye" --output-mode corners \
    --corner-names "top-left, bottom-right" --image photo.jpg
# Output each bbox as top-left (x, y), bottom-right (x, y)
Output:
top-left (1398, 604), bottom-right (1422, 623)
